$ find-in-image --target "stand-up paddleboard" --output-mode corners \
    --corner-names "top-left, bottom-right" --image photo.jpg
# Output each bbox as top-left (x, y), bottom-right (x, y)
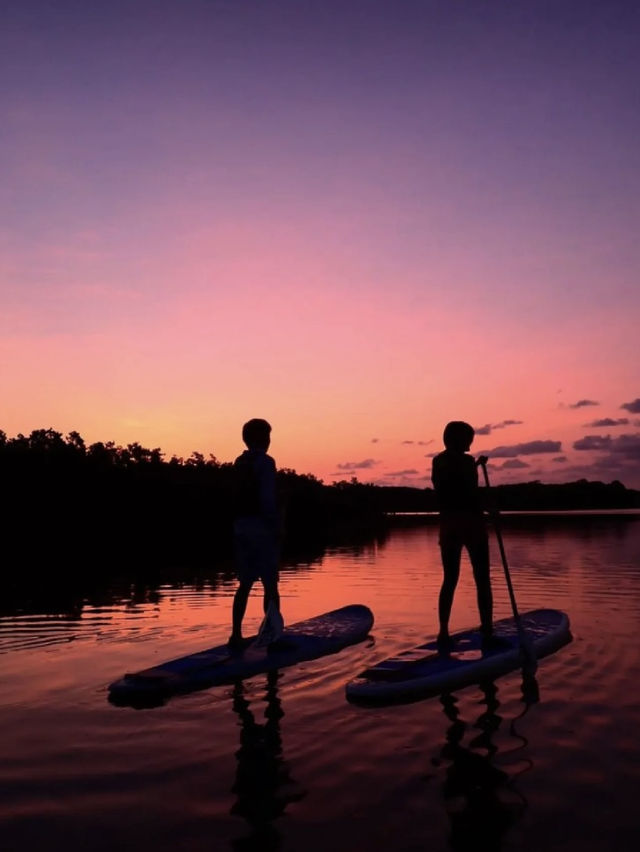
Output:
top-left (346, 609), bottom-right (571, 705)
top-left (109, 604), bottom-right (373, 707)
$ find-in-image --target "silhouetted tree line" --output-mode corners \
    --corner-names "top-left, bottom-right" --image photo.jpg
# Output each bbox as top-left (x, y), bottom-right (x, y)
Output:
top-left (0, 429), bottom-right (386, 568)
top-left (380, 479), bottom-right (640, 513)
top-left (482, 478), bottom-right (640, 511)
top-left (1, 429), bottom-right (638, 570)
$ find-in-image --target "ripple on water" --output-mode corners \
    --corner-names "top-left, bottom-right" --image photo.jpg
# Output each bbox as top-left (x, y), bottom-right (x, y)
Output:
top-left (1, 519), bottom-right (640, 852)
top-left (0, 608), bottom-right (161, 653)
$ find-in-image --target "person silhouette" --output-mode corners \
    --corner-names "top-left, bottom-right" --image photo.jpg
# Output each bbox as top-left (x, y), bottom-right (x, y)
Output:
top-left (229, 419), bottom-right (281, 649)
top-left (436, 683), bottom-right (528, 852)
top-left (431, 421), bottom-right (499, 652)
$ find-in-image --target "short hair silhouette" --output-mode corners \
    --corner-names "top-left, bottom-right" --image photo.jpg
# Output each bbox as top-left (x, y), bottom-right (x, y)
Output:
top-left (242, 418), bottom-right (272, 449)
top-left (443, 421), bottom-right (475, 452)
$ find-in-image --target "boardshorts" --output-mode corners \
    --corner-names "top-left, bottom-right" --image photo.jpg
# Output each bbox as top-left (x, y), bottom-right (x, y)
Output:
top-left (438, 512), bottom-right (488, 549)
top-left (233, 516), bottom-right (279, 585)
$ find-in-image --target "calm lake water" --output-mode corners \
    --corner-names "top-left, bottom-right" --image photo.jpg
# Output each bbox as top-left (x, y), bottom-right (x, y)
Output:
top-left (2, 514), bottom-right (640, 852)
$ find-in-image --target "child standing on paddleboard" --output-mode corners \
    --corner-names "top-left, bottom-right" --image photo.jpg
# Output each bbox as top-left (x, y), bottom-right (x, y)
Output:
top-left (431, 421), bottom-right (499, 652)
top-left (230, 418), bottom-right (282, 649)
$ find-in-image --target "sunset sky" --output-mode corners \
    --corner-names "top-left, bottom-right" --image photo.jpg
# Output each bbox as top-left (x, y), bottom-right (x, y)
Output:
top-left (2, 0), bottom-right (639, 487)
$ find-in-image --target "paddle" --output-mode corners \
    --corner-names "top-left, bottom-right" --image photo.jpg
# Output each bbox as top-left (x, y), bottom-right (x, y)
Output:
top-left (479, 461), bottom-right (538, 676)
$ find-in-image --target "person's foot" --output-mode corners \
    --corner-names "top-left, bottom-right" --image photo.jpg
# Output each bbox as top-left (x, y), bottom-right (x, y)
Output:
top-left (228, 634), bottom-right (250, 653)
top-left (437, 632), bottom-right (453, 654)
top-left (481, 633), bottom-right (512, 653)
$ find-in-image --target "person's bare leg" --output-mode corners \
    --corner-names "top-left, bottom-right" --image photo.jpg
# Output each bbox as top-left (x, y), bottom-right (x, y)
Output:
top-left (438, 542), bottom-right (461, 647)
top-left (262, 578), bottom-right (280, 614)
top-left (469, 537), bottom-right (494, 642)
top-left (231, 580), bottom-right (253, 642)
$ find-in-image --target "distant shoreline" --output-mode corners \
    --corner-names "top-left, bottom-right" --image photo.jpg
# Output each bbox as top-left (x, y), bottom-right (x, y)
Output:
top-left (2, 430), bottom-right (639, 565)
top-left (388, 508), bottom-right (640, 517)
top-left (386, 509), bottom-right (640, 528)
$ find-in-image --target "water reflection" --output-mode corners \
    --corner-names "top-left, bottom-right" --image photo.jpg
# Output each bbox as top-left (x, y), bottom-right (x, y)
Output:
top-left (435, 679), bottom-right (538, 851)
top-left (230, 671), bottom-right (306, 851)
top-left (2, 517), bottom-right (640, 852)
top-left (0, 548), bottom-right (333, 655)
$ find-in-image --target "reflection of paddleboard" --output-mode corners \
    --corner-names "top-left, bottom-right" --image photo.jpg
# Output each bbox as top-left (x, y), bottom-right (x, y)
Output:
top-left (346, 609), bottom-right (571, 705)
top-left (109, 604), bottom-right (373, 707)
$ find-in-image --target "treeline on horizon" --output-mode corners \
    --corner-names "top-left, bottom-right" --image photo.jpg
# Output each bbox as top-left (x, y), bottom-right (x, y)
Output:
top-left (0, 428), bottom-right (384, 566)
top-left (2, 429), bottom-right (639, 566)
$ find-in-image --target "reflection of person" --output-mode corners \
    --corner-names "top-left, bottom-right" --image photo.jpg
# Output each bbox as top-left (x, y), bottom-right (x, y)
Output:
top-left (437, 683), bottom-right (527, 852)
top-left (230, 419), bottom-right (281, 649)
top-left (230, 671), bottom-right (305, 851)
top-left (431, 421), bottom-right (497, 651)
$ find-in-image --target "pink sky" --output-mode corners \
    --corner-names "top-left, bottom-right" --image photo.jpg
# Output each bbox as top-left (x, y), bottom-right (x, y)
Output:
top-left (2, 1), bottom-right (639, 487)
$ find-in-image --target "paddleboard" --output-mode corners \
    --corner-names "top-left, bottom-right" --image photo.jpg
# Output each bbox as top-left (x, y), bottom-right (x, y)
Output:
top-left (346, 608), bottom-right (571, 705)
top-left (109, 604), bottom-right (373, 706)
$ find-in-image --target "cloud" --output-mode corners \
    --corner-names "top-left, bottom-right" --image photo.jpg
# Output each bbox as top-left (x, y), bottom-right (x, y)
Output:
top-left (493, 434), bottom-right (640, 487)
top-left (371, 438), bottom-right (379, 443)
top-left (387, 469), bottom-right (420, 477)
top-left (474, 420), bottom-right (522, 436)
top-left (584, 418), bottom-right (629, 427)
top-left (573, 435), bottom-right (612, 451)
top-left (572, 432), bottom-right (640, 456)
top-left (371, 473), bottom-right (429, 487)
top-left (609, 433), bottom-right (640, 457)
top-left (401, 440), bottom-right (414, 445)
top-left (548, 445), bottom-right (640, 487)
top-left (417, 440), bottom-right (433, 446)
top-left (621, 398), bottom-right (640, 414)
top-left (501, 459), bottom-right (530, 469)
top-left (335, 458), bottom-right (380, 471)
top-left (569, 399), bottom-right (599, 409)
top-left (483, 440), bottom-right (562, 458)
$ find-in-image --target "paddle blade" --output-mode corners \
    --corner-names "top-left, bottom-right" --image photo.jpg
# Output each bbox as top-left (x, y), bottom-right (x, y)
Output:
top-left (521, 671), bottom-right (540, 705)
top-left (518, 628), bottom-right (538, 677)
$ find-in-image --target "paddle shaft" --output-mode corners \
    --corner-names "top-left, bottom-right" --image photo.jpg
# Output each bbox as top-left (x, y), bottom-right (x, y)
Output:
top-left (483, 485), bottom-right (521, 618)
top-left (479, 462), bottom-right (536, 672)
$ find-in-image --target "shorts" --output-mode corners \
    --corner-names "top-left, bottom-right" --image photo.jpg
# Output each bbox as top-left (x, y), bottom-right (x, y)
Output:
top-left (233, 516), bottom-right (279, 585)
top-left (438, 512), bottom-right (487, 549)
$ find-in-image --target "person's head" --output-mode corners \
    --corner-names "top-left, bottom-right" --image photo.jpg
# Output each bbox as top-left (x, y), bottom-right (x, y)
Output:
top-left (443, 421), bottom-right (475, 452)
top-left (242, 418), bottom-right (272, 451)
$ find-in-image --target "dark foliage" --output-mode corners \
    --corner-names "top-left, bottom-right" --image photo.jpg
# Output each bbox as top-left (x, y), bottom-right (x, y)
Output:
top-left (485, 478), bottom-right (640, 511)
top-left (0, 429), bottom-right (386, 570)
top-left (380, 479), bottom-right (640, 513)
top-left (2, 429), bottom-right (638, 575)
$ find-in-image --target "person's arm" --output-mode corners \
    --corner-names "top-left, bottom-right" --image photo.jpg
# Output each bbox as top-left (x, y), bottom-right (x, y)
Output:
top-left (431, 455), bottom-right (441, 491)
top-left (431, 455), bottom-right (449, 510)
top-left (474, 455), bottom-right (495, 515)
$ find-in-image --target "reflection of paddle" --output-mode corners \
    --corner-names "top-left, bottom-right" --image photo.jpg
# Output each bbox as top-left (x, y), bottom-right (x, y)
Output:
top-left (479, 462), bottom-right (537, 677)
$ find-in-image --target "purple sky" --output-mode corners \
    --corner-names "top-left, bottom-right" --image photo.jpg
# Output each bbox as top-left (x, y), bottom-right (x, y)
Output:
top-left (2, 1), bottom-right (639, 487)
